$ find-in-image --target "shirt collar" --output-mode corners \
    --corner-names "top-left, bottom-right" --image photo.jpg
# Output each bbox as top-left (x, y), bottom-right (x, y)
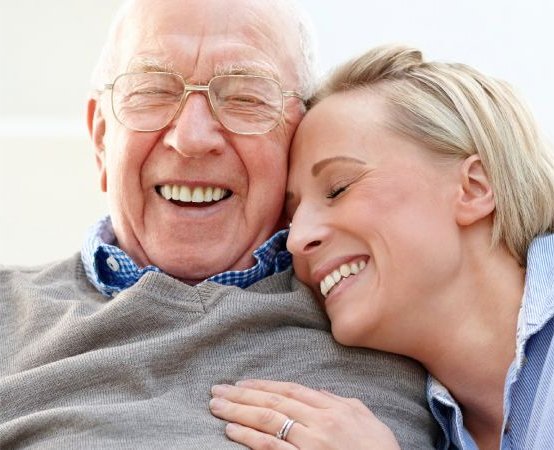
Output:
top-left (519, 233), bottom-right (554, 337)
top-left (427, 377), bottom-right (479, 450)
top-left (81, 215), bottom-right (291, 297)
top-left (512, 233), bottom-right (554, 369)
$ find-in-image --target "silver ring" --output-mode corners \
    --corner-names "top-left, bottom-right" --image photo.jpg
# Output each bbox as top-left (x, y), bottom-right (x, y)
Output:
top-left (275, 418), bottom-right (295, 441)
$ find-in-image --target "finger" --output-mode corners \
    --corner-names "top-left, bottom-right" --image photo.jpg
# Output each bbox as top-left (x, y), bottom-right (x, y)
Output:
top-left (224, 423), bottom-right (297, 450)
top-left (209, 397), bottom-right (306, 444)
top-left (234, 379), bottom-right (335, 409)
top-left (319, 389), bottom-right (376, 414)
top-left (212, 384), bottom-right (316, 422)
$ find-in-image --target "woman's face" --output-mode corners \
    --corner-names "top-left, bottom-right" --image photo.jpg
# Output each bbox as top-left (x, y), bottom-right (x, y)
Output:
top-left (286, 92), bottom-right (463, 349)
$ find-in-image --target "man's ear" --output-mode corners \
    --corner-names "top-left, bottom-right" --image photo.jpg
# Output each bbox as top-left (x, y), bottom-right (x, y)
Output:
top-left (87, 97), bottom-right (107, 193)
top-left (455, 154), bottom-right (495, 226)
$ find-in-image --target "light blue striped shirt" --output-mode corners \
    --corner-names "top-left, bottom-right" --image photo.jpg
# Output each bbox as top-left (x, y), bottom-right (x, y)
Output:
top-left (428, 233), bottom-right (554, 449)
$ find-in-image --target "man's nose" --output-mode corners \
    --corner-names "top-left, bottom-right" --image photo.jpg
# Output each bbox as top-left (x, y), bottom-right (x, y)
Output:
top-left (286, 206), bottom-right (330, 256)
top-left (163, 92), bottom-right (226, 158)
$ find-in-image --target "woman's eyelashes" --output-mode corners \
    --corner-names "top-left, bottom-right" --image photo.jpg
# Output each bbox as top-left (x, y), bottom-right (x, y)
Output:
top-left (326, 183), bottom-right (349, 199)
top-left (324, 168), bottom-right (372, 200)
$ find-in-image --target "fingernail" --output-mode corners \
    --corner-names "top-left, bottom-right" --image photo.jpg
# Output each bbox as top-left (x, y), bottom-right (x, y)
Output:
top-left (211, 384), bottom-right (231, 396)
top-left (209, 397), bottom-right (227, 411)
top-left (226, 423), bottom-right (240, 434)
top-left (235, 379), bottom-right (253, 387)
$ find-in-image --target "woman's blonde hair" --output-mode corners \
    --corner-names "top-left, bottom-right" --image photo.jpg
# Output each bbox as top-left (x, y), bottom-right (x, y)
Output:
top-left (311, 44), bottom-right (554, 265)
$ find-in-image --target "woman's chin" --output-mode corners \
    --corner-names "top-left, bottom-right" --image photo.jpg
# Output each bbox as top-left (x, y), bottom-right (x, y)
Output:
top-left (331, 319), bottom-right (372, 348)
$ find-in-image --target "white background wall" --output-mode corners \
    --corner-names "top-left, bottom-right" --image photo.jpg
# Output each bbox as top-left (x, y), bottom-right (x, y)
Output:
top-left (1, 0), bottom-right (553, 265)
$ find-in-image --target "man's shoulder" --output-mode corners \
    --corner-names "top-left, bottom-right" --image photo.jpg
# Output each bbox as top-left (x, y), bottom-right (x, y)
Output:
top-left (1, 253), bottom-right (79, 275)
top-left (0, 253), bottom-right (91, 294)
top-left (244, 266), bottom-right (295, 293)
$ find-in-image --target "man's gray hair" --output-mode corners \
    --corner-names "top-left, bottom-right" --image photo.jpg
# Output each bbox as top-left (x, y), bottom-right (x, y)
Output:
top-left (91, 0), bottom-right (319, 100)
top-left (280, 0), bottom-right (319, 99)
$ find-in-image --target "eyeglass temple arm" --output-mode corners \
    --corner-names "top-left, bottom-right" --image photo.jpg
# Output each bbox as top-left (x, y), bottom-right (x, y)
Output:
top-left (283, 90), bottom-right (304, 99)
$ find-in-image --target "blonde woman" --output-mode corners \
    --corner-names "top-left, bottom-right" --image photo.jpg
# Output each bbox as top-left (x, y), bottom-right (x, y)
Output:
top-left (208, 45), bottom-right (554, 449)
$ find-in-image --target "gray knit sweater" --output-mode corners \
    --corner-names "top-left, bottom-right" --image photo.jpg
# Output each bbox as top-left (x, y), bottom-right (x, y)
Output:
top-left (0, 254), bottom-right (438, 449)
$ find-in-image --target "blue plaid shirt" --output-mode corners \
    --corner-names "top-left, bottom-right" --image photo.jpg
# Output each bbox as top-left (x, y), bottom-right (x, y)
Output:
top-left (81, 216), bottom-right (292, 297)
top-left (428, 233), bottom-right (554, 449)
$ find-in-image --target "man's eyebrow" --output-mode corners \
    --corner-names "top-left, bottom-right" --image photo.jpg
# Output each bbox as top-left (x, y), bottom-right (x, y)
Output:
top-left (127, 58), bottom-right (175, 73)
top-left (125, 60), bottom-right (278, 82)
top-left (214, 63), bottom-right (278, 79)
top-left (311, 156), bottom-right (367, 177)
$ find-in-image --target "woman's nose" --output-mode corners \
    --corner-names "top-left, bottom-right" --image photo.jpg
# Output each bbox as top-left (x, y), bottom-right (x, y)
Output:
top-left (286, 206), bottom-right (330, 256)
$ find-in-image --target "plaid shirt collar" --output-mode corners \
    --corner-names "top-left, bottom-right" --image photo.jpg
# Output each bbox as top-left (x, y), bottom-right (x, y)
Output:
top-left (81, 216), bottom-right (292, 297)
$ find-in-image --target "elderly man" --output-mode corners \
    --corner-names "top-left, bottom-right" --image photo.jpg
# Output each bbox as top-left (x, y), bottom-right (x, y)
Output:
top-left (0, 0), bottom-right (438, 448)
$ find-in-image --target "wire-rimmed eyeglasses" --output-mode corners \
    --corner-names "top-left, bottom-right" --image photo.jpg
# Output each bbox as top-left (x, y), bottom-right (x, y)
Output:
top-left (102, 72), bottom-right (304, 135)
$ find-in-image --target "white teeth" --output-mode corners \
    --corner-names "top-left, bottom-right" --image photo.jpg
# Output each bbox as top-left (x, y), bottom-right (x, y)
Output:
top-left (191, 187), bottom-right (204, 203)
top-left (320, 260), bottom-right (368, 298)
top-left (321, 275), bottom-right (333, 298)
top-left (172, 185), bottom-right (180, 199)
top-left (339, 264), bottom-right (351, 278)
top-left (213, 187), bottom-right (223, 201)
top-left (332, 270), bottom-right (341, 283)
top-left (161, 185), bottom-right (172, 200)
top-left (179, 186), bottom-right (192, 202)
top-left (320, 280), bottom-right (328, 297)
top-left (159, 185), bottom-right (229, 203)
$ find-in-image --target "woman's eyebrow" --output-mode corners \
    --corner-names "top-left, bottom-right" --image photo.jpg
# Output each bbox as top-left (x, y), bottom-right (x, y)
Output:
top-left (311, 156), bottom-right (366, 177)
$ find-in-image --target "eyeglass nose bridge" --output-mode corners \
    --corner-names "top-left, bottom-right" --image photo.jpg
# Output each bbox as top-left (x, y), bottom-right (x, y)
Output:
top-left (169, 84), bottom-right (218, 126)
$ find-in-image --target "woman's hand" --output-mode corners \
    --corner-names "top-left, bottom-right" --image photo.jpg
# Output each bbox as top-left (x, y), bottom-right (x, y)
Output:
top-left (209, 379), bottom-right (400, 449)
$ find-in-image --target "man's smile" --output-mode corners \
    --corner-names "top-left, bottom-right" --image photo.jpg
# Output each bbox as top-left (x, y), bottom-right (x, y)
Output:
top-left (155, 184), bottom-right (233, 207)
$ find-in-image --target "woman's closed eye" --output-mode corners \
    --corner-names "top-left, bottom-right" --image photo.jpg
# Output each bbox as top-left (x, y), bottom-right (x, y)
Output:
top-left (326, 184), bottom-right (349, 199)
top-left (324, 167), bottom-right (373, 200)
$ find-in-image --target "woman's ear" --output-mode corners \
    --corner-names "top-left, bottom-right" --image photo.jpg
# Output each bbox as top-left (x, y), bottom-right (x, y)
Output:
top-left (455, 154), bottom-right (495, 226)
top-left (87, 98), bottom-right (107, 193)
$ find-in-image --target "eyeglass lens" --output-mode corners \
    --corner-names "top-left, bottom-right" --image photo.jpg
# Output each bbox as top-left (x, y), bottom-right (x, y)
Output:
top-left (111, 73), bottom-right (285, 134)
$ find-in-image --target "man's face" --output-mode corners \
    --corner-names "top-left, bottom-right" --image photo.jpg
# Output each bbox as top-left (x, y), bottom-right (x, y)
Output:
top-left (89, 0), bottom-right (304, 282)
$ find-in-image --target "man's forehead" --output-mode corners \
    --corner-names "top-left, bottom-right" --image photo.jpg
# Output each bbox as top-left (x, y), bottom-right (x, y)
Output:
top-left (113, 0), bottom-right (297, 83)
top-left (128, 0), bottom-right (288, 44)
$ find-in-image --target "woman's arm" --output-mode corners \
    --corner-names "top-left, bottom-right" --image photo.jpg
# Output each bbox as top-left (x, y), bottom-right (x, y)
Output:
top-left (209, 379), bottom-right (401, 449)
